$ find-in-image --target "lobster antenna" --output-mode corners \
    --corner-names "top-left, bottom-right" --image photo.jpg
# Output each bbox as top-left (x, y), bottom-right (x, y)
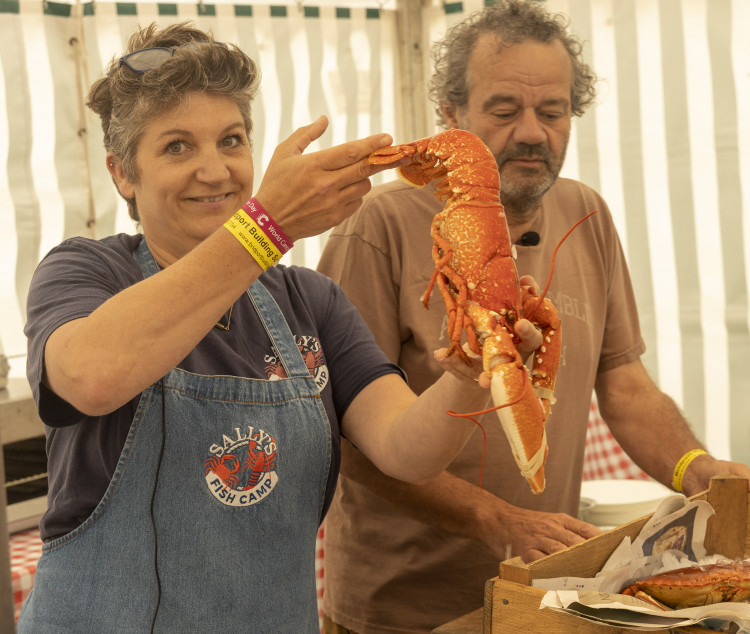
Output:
top-left (525, 210), bottom-right (599, 322)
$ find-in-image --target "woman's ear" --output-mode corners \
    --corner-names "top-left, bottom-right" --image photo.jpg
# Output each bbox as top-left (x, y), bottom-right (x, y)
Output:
top-left (106, 153), bottom-right (135, 199)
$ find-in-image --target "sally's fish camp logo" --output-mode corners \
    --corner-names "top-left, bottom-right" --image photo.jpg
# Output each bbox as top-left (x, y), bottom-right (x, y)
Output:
top-left (204, 426), bottom-right (278, 507)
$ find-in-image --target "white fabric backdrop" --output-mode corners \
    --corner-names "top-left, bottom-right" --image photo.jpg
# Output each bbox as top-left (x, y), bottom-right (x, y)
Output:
top-left (1, 0), bottom-right (749, 464)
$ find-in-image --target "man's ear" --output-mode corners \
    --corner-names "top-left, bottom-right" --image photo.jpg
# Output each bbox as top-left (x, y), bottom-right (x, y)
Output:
top-left (106, 153), bottom-right (135, 199)
top-left (441, 104), bottom-right (460, 129)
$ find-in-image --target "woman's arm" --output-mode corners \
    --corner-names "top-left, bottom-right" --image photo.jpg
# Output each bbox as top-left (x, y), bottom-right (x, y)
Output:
top-left (341, 347), bottom-right (490, 484)
top-left (44, 120), bottom-right (396, 416)
top-left (44, 230), bottom-right (260, 415)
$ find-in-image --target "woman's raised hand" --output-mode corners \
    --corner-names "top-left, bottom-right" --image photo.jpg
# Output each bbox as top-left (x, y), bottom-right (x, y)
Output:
top-left (254, 116), bottom-right (398, 242)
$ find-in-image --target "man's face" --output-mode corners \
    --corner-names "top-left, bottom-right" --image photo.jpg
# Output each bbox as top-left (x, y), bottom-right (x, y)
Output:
top-left (443, 35), bottom-right (573, 218)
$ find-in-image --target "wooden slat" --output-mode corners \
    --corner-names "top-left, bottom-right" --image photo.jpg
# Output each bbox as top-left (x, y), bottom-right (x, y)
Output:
top-left (704, 475), bottom-right (748, 558)
top-left (7, 496), bottom-right (47, 535)
top-left (0, 379), bottom-right (44, 446)
top-left (0, 427), bottom-right (17, 633)
top-left (486, 579), bottom-right (629, 633)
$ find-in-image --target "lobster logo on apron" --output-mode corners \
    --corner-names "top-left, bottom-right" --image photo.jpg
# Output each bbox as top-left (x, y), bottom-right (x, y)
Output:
top-left (204, 426), bottom-right (278, 506)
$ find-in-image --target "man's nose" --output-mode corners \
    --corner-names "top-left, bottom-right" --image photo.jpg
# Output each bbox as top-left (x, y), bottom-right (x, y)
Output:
top-left (512, 109), bottom-right (546, 146)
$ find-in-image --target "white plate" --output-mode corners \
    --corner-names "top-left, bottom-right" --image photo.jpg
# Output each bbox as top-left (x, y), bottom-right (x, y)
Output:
top-left (580, 479), bottom-right (672, 527)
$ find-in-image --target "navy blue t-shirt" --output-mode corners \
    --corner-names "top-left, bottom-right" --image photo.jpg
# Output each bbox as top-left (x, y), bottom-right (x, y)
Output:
top-left (25, 234), bottom-right (402, 541)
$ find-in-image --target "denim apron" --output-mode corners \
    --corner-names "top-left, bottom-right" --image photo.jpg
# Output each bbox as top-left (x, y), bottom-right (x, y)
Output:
top-left (19, 238), bottom-right (332, 632)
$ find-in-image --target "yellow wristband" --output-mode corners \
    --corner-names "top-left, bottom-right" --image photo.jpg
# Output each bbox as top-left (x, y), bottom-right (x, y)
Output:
top-left (224, 209), bottom-right (283, 270)
top-left (672, 448), bottom-right (707, 493)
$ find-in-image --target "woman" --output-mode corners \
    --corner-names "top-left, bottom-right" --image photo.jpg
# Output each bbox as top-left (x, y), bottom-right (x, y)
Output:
top-left (18, 22), bottom-right (506, 632)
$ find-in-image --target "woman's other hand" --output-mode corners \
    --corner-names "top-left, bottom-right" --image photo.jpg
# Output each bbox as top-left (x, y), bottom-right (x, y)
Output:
top-left (434, 344), bottom-right (490, 387)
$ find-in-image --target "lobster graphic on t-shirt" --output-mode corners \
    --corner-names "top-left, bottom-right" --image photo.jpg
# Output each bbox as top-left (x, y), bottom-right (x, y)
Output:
top-left (264, 334), bottom-right (329, 391)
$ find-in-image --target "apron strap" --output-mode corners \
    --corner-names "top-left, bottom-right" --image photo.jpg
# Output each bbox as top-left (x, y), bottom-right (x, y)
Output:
top-left (247, 283), bottom-right (309, 379)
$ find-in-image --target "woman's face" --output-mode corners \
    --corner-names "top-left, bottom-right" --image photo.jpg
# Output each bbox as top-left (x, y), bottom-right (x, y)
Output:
top-left (114, 92), bottom-right (254, 265)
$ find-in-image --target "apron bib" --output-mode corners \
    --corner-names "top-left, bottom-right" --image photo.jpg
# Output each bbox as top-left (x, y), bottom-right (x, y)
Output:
top-left (19, 238), bottom-right (331, 632)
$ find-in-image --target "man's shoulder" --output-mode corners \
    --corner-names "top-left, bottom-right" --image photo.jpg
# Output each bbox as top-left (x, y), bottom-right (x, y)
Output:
top-left (365, 178), bottom-right (439, 207)
top-left (549, 176), bottom-right (602, 199)
top-left (545, 177), bottom-right (609, 217)
top-left (331, 178), bottom-right (438, 240)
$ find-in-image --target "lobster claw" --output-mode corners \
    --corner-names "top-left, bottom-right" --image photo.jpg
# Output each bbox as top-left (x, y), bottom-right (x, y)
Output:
top-left (481, 326), bottom-right (550, 494)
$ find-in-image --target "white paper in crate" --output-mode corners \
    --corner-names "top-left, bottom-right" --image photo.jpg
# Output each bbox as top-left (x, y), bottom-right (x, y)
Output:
top-left (533, 496), bottom-right (750, 631)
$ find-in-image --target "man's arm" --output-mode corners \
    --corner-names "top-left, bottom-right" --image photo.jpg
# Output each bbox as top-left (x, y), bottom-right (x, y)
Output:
top-left (595, 359), bottom-right (750, 496)
top-left (338, 438), bottom-right (600, 562)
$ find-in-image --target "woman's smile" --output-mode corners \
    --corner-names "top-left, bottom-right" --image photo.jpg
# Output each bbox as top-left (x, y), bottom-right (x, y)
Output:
top-left (190, 193), bottom-right (232, 203)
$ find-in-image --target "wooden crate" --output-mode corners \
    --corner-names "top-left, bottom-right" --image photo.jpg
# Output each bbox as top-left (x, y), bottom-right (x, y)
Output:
top-left (483, 475), bottom-right (749, 633)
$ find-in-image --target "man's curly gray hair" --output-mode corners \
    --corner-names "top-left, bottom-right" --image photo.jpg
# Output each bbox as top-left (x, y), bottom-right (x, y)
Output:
top-left (428, 0), bottom-right (597, 128)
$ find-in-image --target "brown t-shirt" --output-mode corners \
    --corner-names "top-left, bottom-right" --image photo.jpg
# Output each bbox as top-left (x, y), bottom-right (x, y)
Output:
top-left (316, 177), bottom-right (645, 633)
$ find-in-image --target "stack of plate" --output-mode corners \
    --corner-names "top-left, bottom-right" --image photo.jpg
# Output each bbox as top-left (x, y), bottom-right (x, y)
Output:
top-left (579, 479), bottom-right (673, 528)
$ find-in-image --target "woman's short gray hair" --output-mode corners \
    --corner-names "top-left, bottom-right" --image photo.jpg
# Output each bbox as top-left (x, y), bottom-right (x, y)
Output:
top-left (429, 0), bottom-right (597, 128)
top-left (86, 22), bottom-right (260, 222)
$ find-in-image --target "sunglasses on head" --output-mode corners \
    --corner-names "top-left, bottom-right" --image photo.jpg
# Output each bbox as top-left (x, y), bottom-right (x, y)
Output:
top-left (118, 41), bottom-right (228, 73)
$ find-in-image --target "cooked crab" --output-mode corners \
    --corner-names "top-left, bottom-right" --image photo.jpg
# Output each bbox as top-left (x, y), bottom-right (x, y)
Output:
top-left (621, 560), bottom-right (750, 610)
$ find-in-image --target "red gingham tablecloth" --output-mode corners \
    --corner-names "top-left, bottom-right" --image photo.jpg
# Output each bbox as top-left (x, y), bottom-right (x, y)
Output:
top-left (9, 527), bottom-right (43, 622)
top-left (583, 398), bottom-right (650, 481)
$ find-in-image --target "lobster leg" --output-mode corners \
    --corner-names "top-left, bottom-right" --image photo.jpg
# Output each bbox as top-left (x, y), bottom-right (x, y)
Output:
top-left (422, 213), bottom-right (481, 362)
top-left (421, 212), bottom-right (452, 310)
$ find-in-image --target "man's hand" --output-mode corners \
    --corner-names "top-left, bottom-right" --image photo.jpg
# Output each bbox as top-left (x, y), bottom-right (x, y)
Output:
top-left (478, 499), bottom-right (602, 562)
top-left (516, 274), bottom-right (544, 361)
top-left (681, 454), bottom-right (750, 497)
top-left (433, 274), bottom-right (546, 387)
top-left (433, 343), bottom-right (489, 386)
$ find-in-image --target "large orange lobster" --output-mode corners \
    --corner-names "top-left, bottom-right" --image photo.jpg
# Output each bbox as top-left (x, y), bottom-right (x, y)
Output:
top-left (368, 129), bottom-right (594, 494)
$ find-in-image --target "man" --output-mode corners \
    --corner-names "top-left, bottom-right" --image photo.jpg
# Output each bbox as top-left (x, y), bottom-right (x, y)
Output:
top-left (316, 2), bottom-right (750, 632)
